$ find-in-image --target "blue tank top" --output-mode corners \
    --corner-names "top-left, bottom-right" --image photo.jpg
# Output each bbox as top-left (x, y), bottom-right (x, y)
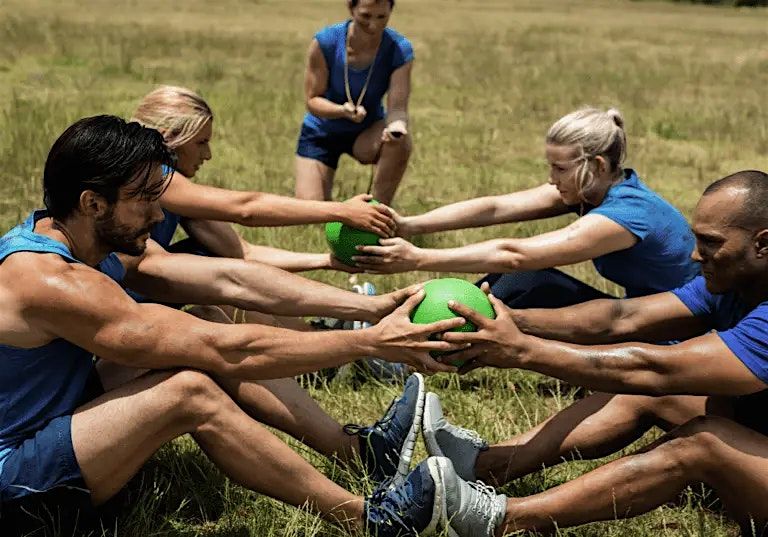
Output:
top-left (582, 169), bottom-right (699, 297)
top-left (302, 21), bottom-right (414, 136)
top-left (0, 211), bottom-right (126, 474)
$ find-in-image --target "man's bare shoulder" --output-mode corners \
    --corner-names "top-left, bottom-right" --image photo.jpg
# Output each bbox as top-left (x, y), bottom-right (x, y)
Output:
top-left (0, 252), bottom-right (124, 348)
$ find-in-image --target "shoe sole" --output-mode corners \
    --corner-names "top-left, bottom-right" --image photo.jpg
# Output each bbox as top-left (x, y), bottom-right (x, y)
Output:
top-left (425, 457), bottom-right (448, 536)
top-left (422, 392), bottom-right (446, 460)
top-left (427, 456), bottom-right (467, 537)
top-left (394, 372), bottom-right (426, 483)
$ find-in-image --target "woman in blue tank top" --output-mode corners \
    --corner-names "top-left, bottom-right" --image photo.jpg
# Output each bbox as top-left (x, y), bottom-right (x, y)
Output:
top-left (353, 108), bottom-right (701, 307)
top-left (295, 0), bottom-right (414, 205)
top-left (131, 85), bottom-right (396, 273)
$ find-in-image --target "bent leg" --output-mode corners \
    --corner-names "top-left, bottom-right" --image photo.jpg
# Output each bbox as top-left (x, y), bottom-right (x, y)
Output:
top-left (72, 369), bottom-right (363, 526)
top-left (477, 393), bottom-right (725, 485)
top-left (215, 375), bottom-right (358, 462)
top-left (186, 305), bottom-right (356, 461)
top-left (295, 156), bottom-right (336, 201)
top-left (352, 120), bottom-right (411, 205)
top-left (500, 415), bottom-right (768, 535)
top-left (477, 268), bottom-right (613, 309)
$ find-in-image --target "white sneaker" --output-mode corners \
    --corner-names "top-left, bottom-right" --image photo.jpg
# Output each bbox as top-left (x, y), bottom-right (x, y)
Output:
top-left (431, 457), bottom-right (506, 537)
top-left (423, 392), bottom-right (488, 482)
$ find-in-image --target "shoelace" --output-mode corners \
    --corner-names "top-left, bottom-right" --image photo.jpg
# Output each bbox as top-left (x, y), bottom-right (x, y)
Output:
top-left (367, 478), bottom-right (419, 535)
top-left (343, 395), bottom-right (398, 437)
top-left (465, 480), bottom-right (503, 534)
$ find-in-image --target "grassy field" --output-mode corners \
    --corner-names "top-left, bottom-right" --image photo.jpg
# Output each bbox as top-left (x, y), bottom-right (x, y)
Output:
top-left (1, 0), bottom-right (768, 535)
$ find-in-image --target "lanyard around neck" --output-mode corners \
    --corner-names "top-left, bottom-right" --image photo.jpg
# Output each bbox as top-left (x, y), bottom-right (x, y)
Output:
top-left (344, 23), bottom-right (380, 108)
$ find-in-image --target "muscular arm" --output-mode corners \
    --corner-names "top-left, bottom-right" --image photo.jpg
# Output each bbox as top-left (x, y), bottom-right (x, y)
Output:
top-left (357, 213), bottom-right (638, 274)
top-left (121, 242), bottom-right (383, 322)
top-left (444, 296), bottom-right (764, 397)
top-left (181, 219), bottom-right (346, 272)
top-left (399, 184), bottom-right (568, 237)
top-left (517, 333), bottom-right (765, 396)
top-left (163, 174), bottom-right (394, 235)
top-left (385, 61), bottom-right (412, 126)
top-left (17, 254), bottom-right (459, 379)
top-left (512, 292), bottom-right (710, 344)
top-left (304, 38), bottom-right (348, 120)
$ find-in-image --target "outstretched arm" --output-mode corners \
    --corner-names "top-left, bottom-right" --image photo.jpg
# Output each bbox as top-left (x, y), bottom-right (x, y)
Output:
top-left (396, 184), bottom-right (568, 237)
top-left (443, 295), bottom-right (765, 397)
top-left (122, 241), bottom-right (397, 323)
top-left (162, 172), bottom-right (395, 236)
top-left (17, 254), bottom-right (462, 380)
top-left (511, 292), bottom-right (710, 344)
top-left (355, 213), bottom-right (636, 274)
top-left (181, 219), bottom-right (357, 273)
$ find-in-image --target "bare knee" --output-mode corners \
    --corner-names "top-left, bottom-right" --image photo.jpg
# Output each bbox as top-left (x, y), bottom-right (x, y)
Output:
top-left (657, 416), bottom-right (731, 477)
top-left (164, 369), bottom-right (230, 429)
top-left (380, 136), bottom-right (412, 163)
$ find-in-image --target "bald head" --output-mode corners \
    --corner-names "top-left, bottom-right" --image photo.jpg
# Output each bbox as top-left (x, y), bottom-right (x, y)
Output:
top-left (702, 170), bottom-right (768, 229)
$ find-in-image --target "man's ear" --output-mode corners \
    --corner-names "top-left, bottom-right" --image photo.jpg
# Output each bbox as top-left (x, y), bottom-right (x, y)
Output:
top-left (79, 190), bottom-right (109, 218)
top-left (755, 229), bottom-right (768, 258)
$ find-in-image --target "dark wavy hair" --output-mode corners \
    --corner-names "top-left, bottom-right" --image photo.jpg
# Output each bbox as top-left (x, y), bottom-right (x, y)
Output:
top-left (43, 115), bottom-right (174, 220)
top-left (349, 0), bottom-right (395, 8)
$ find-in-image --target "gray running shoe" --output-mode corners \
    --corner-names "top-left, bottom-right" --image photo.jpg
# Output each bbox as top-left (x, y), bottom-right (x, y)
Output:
top-left (423, 392), bottom-right (488, 482)
top-left (431, 457), bottom-right (506, 537)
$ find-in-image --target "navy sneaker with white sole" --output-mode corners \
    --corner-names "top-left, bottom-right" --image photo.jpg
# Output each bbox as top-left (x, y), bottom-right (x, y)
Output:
top-left (345, 373), bottom-right (426, 483)
top-left (365, 457), bottom-right (446, 537)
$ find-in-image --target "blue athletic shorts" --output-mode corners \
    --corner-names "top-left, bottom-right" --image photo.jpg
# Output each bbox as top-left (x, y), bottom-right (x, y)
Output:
top-left (0, 370), bottom-right (106, 534)
top-left (296, 124), bottom-right (362, 169)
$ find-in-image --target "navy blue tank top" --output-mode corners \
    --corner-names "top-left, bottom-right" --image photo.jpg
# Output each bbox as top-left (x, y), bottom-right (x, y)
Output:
top-left (0, 211), bottom-right (125, 472)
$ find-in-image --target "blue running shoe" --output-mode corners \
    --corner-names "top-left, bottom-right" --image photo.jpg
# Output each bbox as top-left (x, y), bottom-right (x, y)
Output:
top-left (345, 373), bottom-right (426, 483)
top-left (365, 457), bottom-right (445, 537)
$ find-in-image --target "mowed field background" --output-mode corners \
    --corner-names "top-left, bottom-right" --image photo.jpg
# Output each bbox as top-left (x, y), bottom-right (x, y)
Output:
top-left (2, 0), bottom-right (768, 535)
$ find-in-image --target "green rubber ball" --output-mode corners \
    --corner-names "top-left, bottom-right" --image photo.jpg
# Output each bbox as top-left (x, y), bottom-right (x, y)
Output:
top-left (325, 200), bottom-right (381, 266)
top-left (410, 278), bottom-right (496, 367)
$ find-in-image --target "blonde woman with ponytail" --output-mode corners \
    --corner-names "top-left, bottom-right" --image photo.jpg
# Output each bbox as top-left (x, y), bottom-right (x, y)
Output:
top-left (356, 107), bottom-right (699, 306)
top-left (132, 85), bottom-right (396, 273)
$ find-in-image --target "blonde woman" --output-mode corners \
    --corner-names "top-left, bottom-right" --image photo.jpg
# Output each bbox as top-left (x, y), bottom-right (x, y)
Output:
top-left (132, 85), bottom-right (395, 273)
top-left (355, 108), bottom-right (700, 307)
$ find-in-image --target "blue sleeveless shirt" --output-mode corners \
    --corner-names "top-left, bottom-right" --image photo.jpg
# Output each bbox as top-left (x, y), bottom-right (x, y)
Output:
top-left (302, 21), bottom-right (414, 136)
top-left (0, 211), bottom-right (126, 475)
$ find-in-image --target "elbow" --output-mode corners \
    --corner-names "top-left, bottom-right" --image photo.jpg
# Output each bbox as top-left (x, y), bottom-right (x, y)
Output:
top-left (495, 241), bottom-right (527, 271)
top-left (237, 193), bottom-right (267, 227)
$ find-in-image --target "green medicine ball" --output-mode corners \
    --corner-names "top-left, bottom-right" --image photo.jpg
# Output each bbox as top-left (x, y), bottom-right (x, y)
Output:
top-left (325, 200), bottom-right (381, 266)
top-left (410, 278), bottom-right (496, 366)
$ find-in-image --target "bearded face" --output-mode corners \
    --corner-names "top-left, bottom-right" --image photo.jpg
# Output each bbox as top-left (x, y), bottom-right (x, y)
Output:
top-left (94, 205), bottom-right (155, 256)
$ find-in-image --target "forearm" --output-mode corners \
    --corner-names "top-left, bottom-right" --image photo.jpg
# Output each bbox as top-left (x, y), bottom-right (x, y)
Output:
top-left (405, 198), bottom-right (499, 235)
top-left (512, 300), bottom-right (624, 344)
top-left (131, 254), bottom-right (376, 322)
top-left (243, 244), bottom-right (331, 272)
top-left (386, 108), bottom-right (408, 125)
top-left (240, 193), bottom-right (348, 227)
top-left (307, 97), bottom-right (347, 120)
top-left (115, 310), bottom-right (375, 380)
top-left (518, 336), bottom-right (674, 395)
top-left (217, 260), bottom-right (376, 321)
top-left (414, 239), bottom-right (524, 273)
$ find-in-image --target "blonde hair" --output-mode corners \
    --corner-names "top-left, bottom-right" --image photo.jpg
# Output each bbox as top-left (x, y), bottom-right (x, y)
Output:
top-left (131, 86), bottom-right (213, 149)
top-left (546, 107), bottom-right (627, 205)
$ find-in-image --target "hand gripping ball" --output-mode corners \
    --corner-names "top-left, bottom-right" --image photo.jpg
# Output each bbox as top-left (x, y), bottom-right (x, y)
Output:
top-left (409, 278), bottom-right (496, 366)
top-left (325, 200), bottom-right (380, 266)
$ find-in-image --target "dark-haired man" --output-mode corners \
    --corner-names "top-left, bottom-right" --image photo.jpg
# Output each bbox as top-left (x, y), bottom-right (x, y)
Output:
top-left (412, 170), bottom-right (768, 536)
top-left (0, 115), bottom-right (481, 537)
